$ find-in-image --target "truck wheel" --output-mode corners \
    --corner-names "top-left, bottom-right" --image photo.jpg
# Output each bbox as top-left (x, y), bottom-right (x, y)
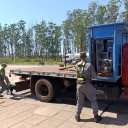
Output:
top-left (35, 79), bottom-right (54, 102)
top-left (104, 86), bottom-right (122, 101)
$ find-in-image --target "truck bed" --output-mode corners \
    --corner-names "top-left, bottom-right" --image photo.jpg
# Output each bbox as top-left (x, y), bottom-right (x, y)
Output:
top-left (10, 65), bottom-right (77, 79)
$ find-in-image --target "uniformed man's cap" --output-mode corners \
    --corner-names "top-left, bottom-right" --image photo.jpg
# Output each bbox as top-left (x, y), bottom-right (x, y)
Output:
top-left (1, 63), bottom-right (7, 67)
top-left (80, 52), bottom-right (87, 57)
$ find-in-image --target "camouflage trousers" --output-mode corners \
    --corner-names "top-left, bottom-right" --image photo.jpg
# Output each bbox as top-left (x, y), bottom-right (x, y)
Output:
top-left (76, 82), bottom-right (98, 116)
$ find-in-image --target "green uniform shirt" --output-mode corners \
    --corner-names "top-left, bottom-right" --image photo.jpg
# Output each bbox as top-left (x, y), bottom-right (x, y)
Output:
top-left (0, 66), bottom-right (10, 84)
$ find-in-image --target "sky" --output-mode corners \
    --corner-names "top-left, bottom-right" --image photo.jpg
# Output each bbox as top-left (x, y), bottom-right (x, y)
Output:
top-left (0, 0), bottom-right (109, 27)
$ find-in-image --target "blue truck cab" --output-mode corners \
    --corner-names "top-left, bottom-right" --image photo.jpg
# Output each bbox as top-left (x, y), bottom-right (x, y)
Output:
top-left (89, 23), bottom-right (128, 100)
top-left (89, 23), bottom-right (128, 82)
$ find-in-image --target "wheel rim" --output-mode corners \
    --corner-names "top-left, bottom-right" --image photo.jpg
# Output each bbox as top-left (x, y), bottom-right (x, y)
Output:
top-left (40, 84), bottom-right (49, 96)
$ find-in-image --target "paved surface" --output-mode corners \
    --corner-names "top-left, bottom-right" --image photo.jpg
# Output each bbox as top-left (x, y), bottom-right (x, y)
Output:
top-left (0, 65), bottom-right (127, 128)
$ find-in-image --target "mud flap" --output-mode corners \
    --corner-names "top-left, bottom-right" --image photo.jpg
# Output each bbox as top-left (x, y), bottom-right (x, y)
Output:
top-left (15, 80), bottom-right (30, 92)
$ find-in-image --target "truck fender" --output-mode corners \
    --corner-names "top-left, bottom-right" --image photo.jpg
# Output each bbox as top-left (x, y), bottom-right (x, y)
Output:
top-left (35, 79), bottom-right (53, 102)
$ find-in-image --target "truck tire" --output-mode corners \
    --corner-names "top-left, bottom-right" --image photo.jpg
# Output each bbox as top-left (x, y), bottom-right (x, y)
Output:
top-left (104, 86), bottom-right (122, 101)
top-left (35, 79), bottom-right (54, 102)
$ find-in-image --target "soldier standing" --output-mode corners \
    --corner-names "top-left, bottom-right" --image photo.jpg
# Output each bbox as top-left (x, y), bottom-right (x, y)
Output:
top-left (75, 52), bottom-right (102, 123)
top-left (0, 63), bottom-right (11, 97)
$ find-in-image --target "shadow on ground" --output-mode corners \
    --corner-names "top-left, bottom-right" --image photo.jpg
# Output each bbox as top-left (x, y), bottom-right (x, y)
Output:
top-left (9, 89), bottom-right (128, 127)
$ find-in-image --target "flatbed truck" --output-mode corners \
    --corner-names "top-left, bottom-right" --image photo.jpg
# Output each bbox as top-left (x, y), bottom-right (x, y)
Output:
top-left (10, 22), bottom-right (128, 102)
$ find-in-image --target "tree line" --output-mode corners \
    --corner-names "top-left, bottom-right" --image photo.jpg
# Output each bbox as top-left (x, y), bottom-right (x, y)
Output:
top-left (0, 0), bottom-right (128, 61)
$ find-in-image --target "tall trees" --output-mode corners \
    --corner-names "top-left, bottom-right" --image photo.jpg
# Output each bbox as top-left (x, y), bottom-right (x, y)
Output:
top-left (88, 1), bottom-right (99, 25)
top-left (33, 21), bottom-right (62, 60)
top-left (62, 16), bottom-right (74, 54)
top-left (0, 24), bottom-right (6, 57)
top-left (105, 0), bottom-right (121, 23)
top-left (33, 20), bottom-right (47, 58)
top-left (121, 0), bottom-right (128, 23)
top-left (0, 0), bottom-right (127, 61)
top-left (62, 0), bottom-right (123, 54)
top-left (9, 23), bottom-right (20, 60)
top-left (62, 9), bottom-right (90, 54)
top-left (95, 5), bottom-right (107, 24)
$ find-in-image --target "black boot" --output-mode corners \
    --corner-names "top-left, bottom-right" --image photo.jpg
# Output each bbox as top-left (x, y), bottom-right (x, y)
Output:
top-left (75, 115), bottom-right (80, 122)
top-left (8, 84), bottom-right (14, 95)
top-left (10, 87), bottom-right (13, 95)
top-left (94, 115), bottom-right (102, 123)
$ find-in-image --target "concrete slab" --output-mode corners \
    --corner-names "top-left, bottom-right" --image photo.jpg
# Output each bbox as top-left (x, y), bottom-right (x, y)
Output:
top-left (24, 115), bottom-right (48, 125)
top-left (52, 110), bottom-right (73, 121)
top-left (10, 122), bottom-right (33, 128)
top-left (0, 118), bottom-right (21, 128)
top-left (34, 106), bottom-right (61, 117)
top-left (57, 122), bottom-right (81, 128)
top-left (37, 116), bottom-right (65, 128)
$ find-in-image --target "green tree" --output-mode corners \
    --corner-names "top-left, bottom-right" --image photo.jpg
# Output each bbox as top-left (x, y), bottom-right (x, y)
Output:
top-left (121, 0), bottom-right (128, 23)
top-left (47, 22), bottom-right (62, 60)
top-left (9, 23), bottom-right (20, 61)
top-left (17, 20), bottom-right (27, 57)
top-left (95, 5), bottom-right (107, 24)
top-left (105, 0), bottom-right (121, 23)
top-left (63, 9), bottom-right (91, 53)
top-left (34, 20), bottom-right (48, 59)
top-left (62, 18), bottom-right (73, 54)
top-left (88, 1), bottom-right (99, 25)
top-left (0, 24), bottom-right (6, 57)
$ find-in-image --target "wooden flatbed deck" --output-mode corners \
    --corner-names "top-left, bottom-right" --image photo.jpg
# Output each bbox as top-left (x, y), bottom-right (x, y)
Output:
top-left (10, 66), bottom-right (77, 79)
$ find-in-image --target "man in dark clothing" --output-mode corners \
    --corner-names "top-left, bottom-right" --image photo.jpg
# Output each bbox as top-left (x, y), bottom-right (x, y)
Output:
top-left (75, 52), bottom-right (102, 123)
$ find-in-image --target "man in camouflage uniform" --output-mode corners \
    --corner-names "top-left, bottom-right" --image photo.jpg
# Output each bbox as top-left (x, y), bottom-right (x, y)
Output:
top-left (75, 52), bottom-right (102, 123)
top-left (0, 63), bottom-right (11, 97)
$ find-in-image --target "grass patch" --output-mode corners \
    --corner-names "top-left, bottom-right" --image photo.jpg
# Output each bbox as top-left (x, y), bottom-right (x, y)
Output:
top-left (0, 57), bottom-right (64, 65)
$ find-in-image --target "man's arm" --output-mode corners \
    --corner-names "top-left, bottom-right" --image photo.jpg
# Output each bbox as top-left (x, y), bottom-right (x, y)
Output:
top-left (90, 64), bottom-right (96, 79)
